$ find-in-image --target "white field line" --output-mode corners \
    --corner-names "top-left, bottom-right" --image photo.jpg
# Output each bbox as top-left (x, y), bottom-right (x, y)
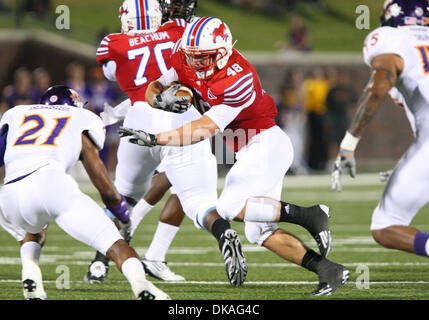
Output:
top-left (1, 279), bottom-right (429, 286)
top-left (0, 237), bottom-right (382, 252)
top-left (1, 255), bottom-right (429, 269)
top-left (77, 173), bottom-right (385, 193)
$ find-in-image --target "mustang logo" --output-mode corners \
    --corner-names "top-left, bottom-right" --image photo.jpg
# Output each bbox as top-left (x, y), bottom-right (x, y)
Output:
top-left (120, 6), bottom-right (129, 16)
top-left (212, 23), bottom-right (229, 43)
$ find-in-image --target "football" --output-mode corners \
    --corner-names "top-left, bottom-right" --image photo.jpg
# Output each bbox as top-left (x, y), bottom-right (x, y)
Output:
top-left (169, 82), bottom-right (193, 104)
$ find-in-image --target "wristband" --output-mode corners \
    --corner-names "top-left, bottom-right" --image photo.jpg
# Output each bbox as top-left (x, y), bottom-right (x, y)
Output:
top-left (340, 131), bottom-right (360, 152)
top-left (106, 195), bottom-right (129, 223)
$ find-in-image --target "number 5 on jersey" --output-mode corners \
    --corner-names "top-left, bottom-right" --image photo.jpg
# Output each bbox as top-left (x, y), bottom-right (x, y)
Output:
top-left (14, 114), bottom-right (70, 147)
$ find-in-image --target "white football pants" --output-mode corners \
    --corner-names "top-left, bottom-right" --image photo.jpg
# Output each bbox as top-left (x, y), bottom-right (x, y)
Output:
top-left (0, 164), bottom-right (122, 254)
top-left (217, 125), bottom-right (294, 245)
top-left (114, 102), bottom-right (218, 229)
top-left (371, 133), bottom-right (429, 230)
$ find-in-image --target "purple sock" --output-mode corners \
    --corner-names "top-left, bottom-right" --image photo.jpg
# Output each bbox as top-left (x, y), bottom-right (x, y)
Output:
top-left (413, 232), bottom-right (429, 257)
top-left (107, 196), bottom-right (130, 223)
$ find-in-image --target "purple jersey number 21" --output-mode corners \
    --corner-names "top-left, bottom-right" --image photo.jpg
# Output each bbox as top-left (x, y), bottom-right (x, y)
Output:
top-left (14, 114), bottom-right (70, 146)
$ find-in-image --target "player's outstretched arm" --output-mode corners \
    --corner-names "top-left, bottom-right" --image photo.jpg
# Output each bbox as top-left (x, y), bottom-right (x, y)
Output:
top-left (156, 115), bottom-right (219, 146)
top-left (80, 133), bottom-right (124, 207)
top-left (119, 115), bottom-right (219, 147)
top-left (331, 53), bottom-right (403, 191)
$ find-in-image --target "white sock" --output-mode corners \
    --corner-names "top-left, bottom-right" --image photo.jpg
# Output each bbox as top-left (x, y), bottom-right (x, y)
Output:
top-left (121, 257), bottom-right (148, 298)
top-left (145, 222), bottom-right (179, 262)
top-left (130, 199), bottom-right (154, 236)
top-left (20, 242), bottom-right (46, 298)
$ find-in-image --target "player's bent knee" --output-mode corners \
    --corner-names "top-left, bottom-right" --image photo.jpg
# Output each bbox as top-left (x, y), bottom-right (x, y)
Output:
top-left (244, 221), bottom-right (279, 246)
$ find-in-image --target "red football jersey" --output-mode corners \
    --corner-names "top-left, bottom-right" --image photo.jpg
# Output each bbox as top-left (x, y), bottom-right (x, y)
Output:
top-left (171, 47), bottom-right (278, 151)
top-left (96, 19), bottom-right (187, 104)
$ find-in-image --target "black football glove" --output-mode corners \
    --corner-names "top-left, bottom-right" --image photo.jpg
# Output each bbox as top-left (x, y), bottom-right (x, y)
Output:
top-left (118, 127), bottom-right (157, 147)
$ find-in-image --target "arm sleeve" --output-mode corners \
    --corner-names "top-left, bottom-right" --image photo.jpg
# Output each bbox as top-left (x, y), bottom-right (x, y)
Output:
top-left (96, 35), bottom-right (115, 65)
top-left (222, 72), bottom-right (256, 108)
top-left (102, 60), bottom-right (117, 82)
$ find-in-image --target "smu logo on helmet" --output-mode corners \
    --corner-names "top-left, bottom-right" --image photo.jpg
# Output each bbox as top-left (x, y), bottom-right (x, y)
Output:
top-left (212, 23), bottom-right (229, 43)
top-left (120, 6), bottom-right (129, 16)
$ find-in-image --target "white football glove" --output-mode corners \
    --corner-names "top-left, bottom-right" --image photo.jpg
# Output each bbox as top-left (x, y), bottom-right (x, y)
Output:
top-left (118, 126), bottom-right (157, 147)
top-left (331, 148), bottom-right (356, 192)
top-left (153, 84), bottom-right (191, 114)
top-left (100, 99), bottom-right (131, 126)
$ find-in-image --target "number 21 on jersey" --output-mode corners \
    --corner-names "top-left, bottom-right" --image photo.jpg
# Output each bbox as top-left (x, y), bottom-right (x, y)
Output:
top-left (14, 114), bottom-right (70, 147)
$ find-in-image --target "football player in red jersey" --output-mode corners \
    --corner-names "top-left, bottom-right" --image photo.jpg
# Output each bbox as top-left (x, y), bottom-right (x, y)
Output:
top-left (86, 1), bottom-right (249, 287)
top-left (120, 17), bottom-right (350, 296)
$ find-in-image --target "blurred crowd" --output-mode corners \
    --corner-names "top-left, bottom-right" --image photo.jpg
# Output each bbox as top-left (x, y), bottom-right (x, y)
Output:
top-left (275, 67), bottom-right (358, 175)
top-left (0, 63), bottom-right (358, 176)
top-left (0, 62), bottom-right (125, 173)
top-left (0, 0), bottom-right (51, 17)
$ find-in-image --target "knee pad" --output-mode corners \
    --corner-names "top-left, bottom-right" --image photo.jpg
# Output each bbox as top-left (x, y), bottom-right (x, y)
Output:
top-left (244, 197), bottom-right (280, 223)
top-left (244, 221), bottom-right (279, 246)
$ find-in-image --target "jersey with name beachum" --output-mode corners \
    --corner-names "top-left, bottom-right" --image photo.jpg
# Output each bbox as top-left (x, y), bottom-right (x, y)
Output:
top-left (96, 19), bottom-right (187, 104)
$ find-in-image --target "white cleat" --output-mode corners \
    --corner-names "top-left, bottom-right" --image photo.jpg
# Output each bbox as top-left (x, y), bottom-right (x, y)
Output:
top-left (83, 260), bottom-right (109, 283)
top-left (137, 280), bottom-right (171, 300)
top-left (142, 259), bottom-right (185, 281)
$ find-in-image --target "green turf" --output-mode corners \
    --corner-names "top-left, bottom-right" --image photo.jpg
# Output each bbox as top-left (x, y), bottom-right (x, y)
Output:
top-left (1, 174), bottom-right (429, 300)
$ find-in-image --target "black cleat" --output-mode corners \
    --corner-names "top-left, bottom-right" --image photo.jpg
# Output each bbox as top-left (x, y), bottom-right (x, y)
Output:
top-left (138, 290), bottom-right (155, 300)
top-left (311, 262), bottom-right (349, 296)
top-left (23, 279), bottom-right (46, 300)
top-left (219, 229), bottom-right (247, 286)
top-left (305, 205), bottom-right (332, 258)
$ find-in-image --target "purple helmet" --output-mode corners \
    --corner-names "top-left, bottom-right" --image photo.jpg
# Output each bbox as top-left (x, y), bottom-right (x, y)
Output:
top-left (40, 85), bottom-right (85, 108)
top-left (381, 0), bottom-right (429, 27)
